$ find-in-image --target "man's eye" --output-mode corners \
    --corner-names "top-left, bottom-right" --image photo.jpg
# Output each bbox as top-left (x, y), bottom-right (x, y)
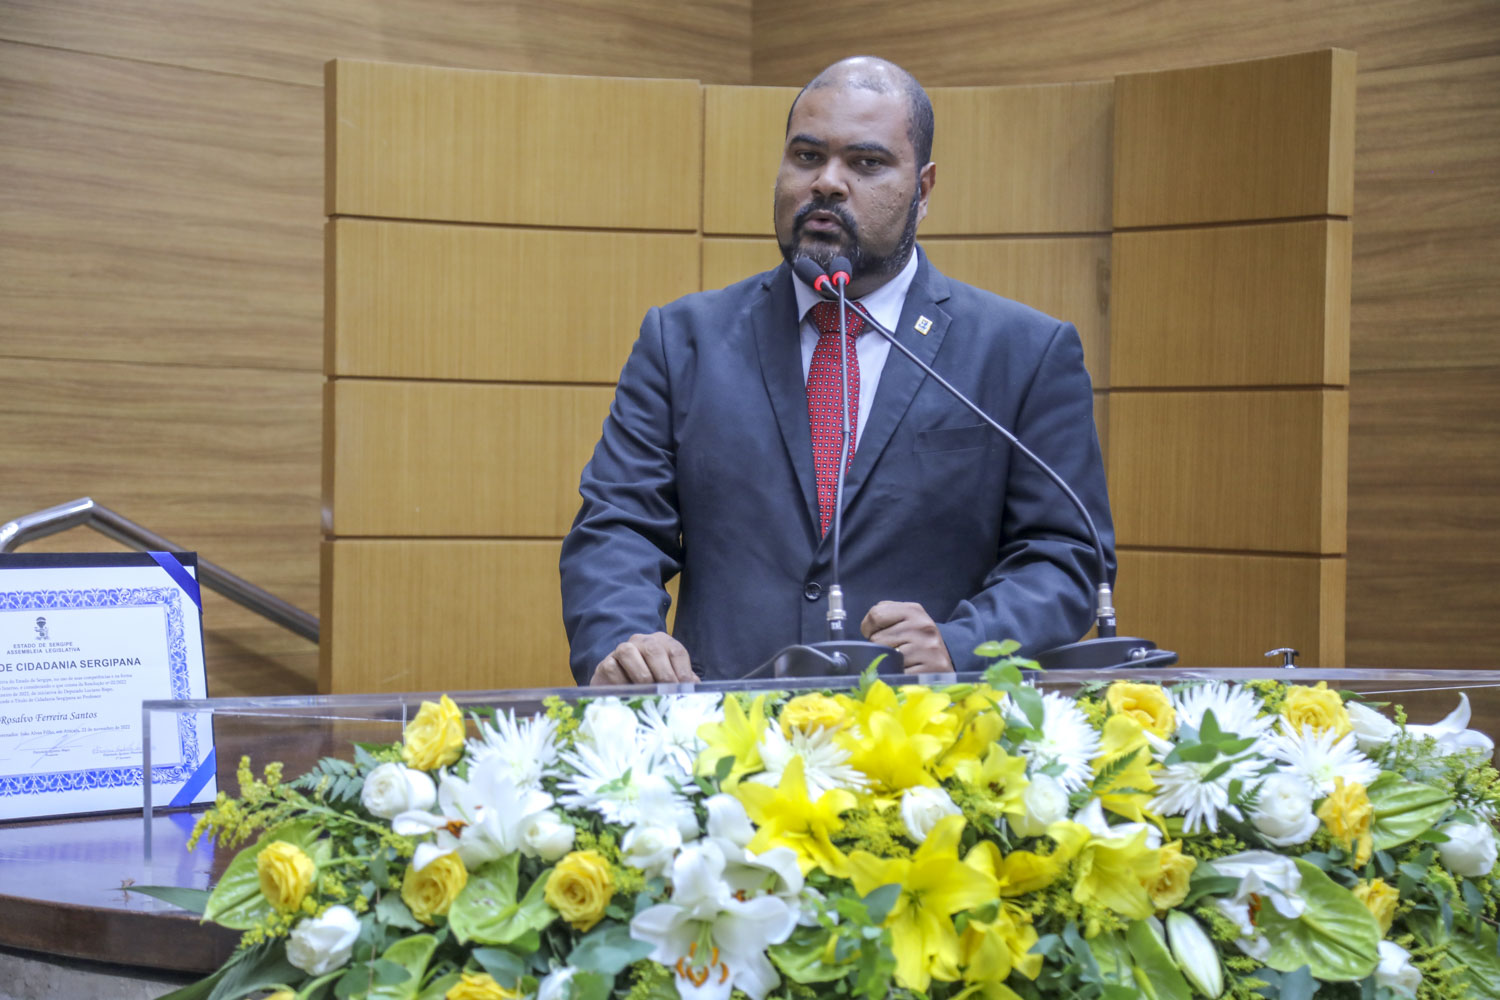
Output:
top-left (795, 150), bottom-right (821, 163)
top-left (856, 157), bottom-right (884, 170)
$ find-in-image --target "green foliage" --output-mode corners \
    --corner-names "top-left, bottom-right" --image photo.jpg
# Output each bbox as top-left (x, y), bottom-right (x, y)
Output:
top-left (1257, 859), bottom-right (1381, 981)
top-left (447, 855), bottom-right (554, 947)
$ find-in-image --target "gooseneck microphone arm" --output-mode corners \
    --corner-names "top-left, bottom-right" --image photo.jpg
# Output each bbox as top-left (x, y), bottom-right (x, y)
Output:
top-left (826, 255), bottom-right (856, 642)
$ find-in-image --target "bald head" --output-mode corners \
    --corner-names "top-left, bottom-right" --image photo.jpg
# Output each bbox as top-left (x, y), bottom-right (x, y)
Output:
top-left (787, 56), bottom-right (934, 169)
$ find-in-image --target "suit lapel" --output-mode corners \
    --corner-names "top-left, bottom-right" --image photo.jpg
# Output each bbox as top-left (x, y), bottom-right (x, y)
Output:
top-left (842, 252), bottom-right (953, 510)
top-left (752, 267), bottom-right (821, 531)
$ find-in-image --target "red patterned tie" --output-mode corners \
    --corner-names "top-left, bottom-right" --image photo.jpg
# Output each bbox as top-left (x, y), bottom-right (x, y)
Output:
top-left (807, 300), bottom-right (866, 536)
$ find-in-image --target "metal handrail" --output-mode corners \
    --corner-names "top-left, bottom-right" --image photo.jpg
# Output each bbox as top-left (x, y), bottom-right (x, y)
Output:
top-left (0, 497), bottom-right (319, 642)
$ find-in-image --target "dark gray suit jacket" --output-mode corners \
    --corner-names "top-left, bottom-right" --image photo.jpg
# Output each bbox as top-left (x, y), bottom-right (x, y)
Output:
top-left (560, 248), bottom-right (1114, 683)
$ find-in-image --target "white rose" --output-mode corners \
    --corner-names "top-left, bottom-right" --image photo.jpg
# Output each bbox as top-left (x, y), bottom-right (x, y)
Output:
top-left (1375, 940), bottom-right (1422, 998)
top-left (537, 967), bottom-right (577, 1000)
top-left (1251, 772), bottom-right (1320, 847)
top-left (578, 698), bottom-right (641, 750)
top-left (361, 762), bottom-right (436, 820)
top-left (621, 823), bottom-right (683, 878)
top-left (1009, 773), bottom-right (1068, 838)
top-left (1346, 702), bottom-right (1399, 753)
top-left (286, 905), bottom-right (360, 976)
top-left (900, 786), bottom-right (961, 843)
top-left (1437, 820), bottom-right (1498, 877)
top-left (522, 809), bottom-right (575, 861)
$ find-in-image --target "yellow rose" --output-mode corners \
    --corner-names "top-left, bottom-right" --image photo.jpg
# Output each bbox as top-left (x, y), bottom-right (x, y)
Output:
top-left (446, 972), bottom-right (521, 1000)
top-left (1104, 682), bottom-right (1176, 738)
top-left (1282, 681), bottom-right (1352, 738)
top-left (1317, 777), bottom-right (1373, 867)
top-left (545, 850), bottom-right (615, 932)
top-left (1147, 839), bottom-right (1197, 910)
top-left (403, 695), bottom-right (465, 771)
top-left (780, 693), bottom-right (849, 735)
top-left (402, 851), bottom-right (468, 924)
top-left (1353, 878), bottom-right (1399, 934)
top-left (257, 840), bottom-right (316, 911)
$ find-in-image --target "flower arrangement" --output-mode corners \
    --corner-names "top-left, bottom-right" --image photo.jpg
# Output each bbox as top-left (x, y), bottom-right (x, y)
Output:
top-left (166, 653), bottom-right (1500, 1000)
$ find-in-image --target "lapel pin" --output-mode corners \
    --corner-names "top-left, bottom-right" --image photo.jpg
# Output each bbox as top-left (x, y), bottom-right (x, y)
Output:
top-left (914, 315), bottom-right (933, 335)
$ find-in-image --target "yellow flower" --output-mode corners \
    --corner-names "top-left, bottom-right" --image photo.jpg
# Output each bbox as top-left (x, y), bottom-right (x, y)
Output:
top-left (1147, 839), bottom-right (1197, 910)
top-left (1072, 826), bottom-right (1160, 927)
top-left (736, 755), bottom-right (855, 876)
top-left (836, 681), bottom-right (951, 794)
top-left (257, 841), bottom-right (316, 911)
top-left (545, 850), bottom-right (615, 932)
top-left (402, 695), bottom-right (465, 771)
top-left (446, 971), bottom-right (522, 1000)
top-left (1353, 878), bottom-right (1399, 934)
top-left (961, 842), bottom-right (1043, 983)
top-left (266, 992), bottom-right (297, 1000)
top-left (1105, 681), bottom-right (1176, 738)
top-left (1282, 681), bottom-right (1352, 738)
top-left (992, 820), bottom-right (1089, 897)
top-left (1091, 714), bottom-right (1158, 825)
top-left (934, 689), bottom-right (1006, 779)
top-left (846, 815), bottom-right (999, 992)
top-left (780, 693), bottom-right (849, 735)
top-left (951, 744), bottom-right (1028, 819)
top-left (696, 694), bottom-right (768, 788)
top-left (1317, 776), bottom-right (1373, 867)
top-left (402, 851), bottom-right (468, 924)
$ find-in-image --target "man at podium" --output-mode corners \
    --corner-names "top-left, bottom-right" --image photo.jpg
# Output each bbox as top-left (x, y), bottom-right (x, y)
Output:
top-left (561, 56), bottom-right (1113, 685)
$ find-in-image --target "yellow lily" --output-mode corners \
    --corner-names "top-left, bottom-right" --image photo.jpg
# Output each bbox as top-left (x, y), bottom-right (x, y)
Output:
top-left (696, 693), bottom-right (769, 789)
top-left (845, 815), bottom-right (999, 992)
top-left (951, 745), bottom-right (1028, 819)
top-left (1091, 714), bottom-right (1159, 825)
top-left (734, 756), bottom-right (855, 876)
top-left (1071, 825), bottom-right (1160, 928)
top-left (935, 687), bottom-right (1008, 780)
top-left (961, 842), bottom-right (1043, 983)
top-left (837, 682), bottom-right (951, 794)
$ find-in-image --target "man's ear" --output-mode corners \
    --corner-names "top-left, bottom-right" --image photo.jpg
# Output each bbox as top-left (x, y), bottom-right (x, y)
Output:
top-left (915, 161), bottom-right (936, 224)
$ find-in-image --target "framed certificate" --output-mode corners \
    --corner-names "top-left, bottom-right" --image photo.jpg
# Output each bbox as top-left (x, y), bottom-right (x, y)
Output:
top-left (0, 552), bottom-right (215, 821)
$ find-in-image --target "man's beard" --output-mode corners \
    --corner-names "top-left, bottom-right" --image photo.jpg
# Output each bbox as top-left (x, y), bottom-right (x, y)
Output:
top-left (778, 189), bottom-right (921, 285)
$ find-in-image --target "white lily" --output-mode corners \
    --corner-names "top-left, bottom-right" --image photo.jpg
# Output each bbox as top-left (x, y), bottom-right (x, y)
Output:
top-left (703, 794), bottom-right (805, 903)
top-left (631, 841), bottom-right (798, 1000)
top-left (1409, 693), bottom-right (1495, 756)
top-left (1073, 797), bottom-right (1164, 848)
top-left (1166, 911), bottom-right (1223, 998)
top-left (1209, 850), bottom-right (1305, 960)
top-left (391, 755), bottom-right (558, 869)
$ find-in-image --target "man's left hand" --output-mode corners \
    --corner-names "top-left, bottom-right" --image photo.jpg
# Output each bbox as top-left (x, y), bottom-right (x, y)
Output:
top-left (860, 601), bottom-right (954, 673)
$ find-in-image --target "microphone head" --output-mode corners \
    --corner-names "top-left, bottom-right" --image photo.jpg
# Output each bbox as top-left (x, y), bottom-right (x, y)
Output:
top-left (791, 256), bottom-right (837, 298)
top-left (829, 256), bottom-right (852, 288)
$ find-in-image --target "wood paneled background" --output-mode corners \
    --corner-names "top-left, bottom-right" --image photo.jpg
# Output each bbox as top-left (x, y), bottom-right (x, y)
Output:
top-left (3, 0), bottom-right (1494, 698)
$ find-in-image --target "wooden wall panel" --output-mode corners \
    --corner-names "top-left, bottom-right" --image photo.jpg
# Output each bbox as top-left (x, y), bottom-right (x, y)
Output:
top-left (320, 540), bottom-right (574, 693)
top-left (1109, 390), bottom-right (1348, 554)
top-left (1110, 220), bottom-right (1350, 388)
top-left (325, 381), bottom-right (615, 537)
top-left (1113, 49), bottom-right (1355, 227)
top-left (328, 220), bottom-right (698, 381)
top-left (702, 237), bottom-right (782, 290)
top-left (703, 85), bottom-right (799, 236)
top-left (0, 42), bottom-right (323, 372)
top-left (1117, 551), bottom-right (1345, 667)
top-left (0, 0), bottom-right (754, 87)
top-left (327, 60), bottom-right (704, 229)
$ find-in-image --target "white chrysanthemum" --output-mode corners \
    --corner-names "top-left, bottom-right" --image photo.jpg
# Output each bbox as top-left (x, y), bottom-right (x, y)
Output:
top-left (558, 737), bottom-right (698, 836)
top-left (1149, 753), bottom-right (1264, 834)
top-left (1172, 683), bottom-right (1275, 740)
top-left (639, 694), bottom-right (722, 778)
top-left (1010, 690), bottom-right (1100, 793)
top-left (749, 726), bottom-right (867, 798)
top-left (1266, 723), bottom-right (1380, 797)
top-left (466, 709), bottom-right (560, 789)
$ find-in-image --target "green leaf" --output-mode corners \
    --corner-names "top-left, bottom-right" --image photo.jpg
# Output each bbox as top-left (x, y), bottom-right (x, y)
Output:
top-left (203, 942), bottom-right (303, 1000)
top-left (414, 974), bottom-right (461, 1000)
top-left (975, 639), bottom-right (1020, 659)
top-left (375, 892), bottom-right (423, 931)
top-left (363, 936), bottom-right (435, 1000)
top-left (770, 927), bottom-right (849, 984)
top-left (123, 884), bottom-right (211, 914)
top-left (448, 855), bottom-right (556, 946)
top-left (714, 754), bottom-right (736, 783)
top-left (203, 821), bottom-right (329, 930)
top-left (862, 883), bottom-right (902, 925)
top-left (1125, 920), bottom-right (1191, 1000)
top-left (569, 971), bottom-right (613, 1000)
top-left (1087, 930), bottom-right (1133, 986)
top-left (472, 948), bottom-right (528, 988)
top-left (1256, 858), bottom-right (1380, 981)
top-left (567, 921), bottom-right (654, 975)
top-left (1277, 965), bottom-right (1317, 1000)
top-left (1013, 684), bottom-right (1046, 730)
top-left (1367, 776), bottom-right (1453, 850)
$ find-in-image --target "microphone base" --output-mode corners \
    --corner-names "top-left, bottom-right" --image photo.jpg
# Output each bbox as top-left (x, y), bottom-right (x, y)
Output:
top-left (759, 641), bottom-right (905, 680)
top-left (1034, 636), bottom-right (1177, 671)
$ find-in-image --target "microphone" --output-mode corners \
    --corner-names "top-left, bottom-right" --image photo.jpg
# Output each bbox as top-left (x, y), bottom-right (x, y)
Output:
top-left (801, 258), bottom-right (1174, 671)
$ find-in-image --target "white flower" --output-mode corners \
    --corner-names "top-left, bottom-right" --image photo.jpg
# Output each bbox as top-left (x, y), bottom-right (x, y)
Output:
top-left (467, 709), bottom-right (561, 789)
top-left (705, 793), bottom-right (756, 846)
top-left (1266, 724), bottom-right (1379, 798)
top-left (577, 698), bottom-right (643, 751)
top-left (1148, 751), bottom-right (1263, 835)
top-left (1346, 701), bottom-right (1399, 753)
top-left (393, 756), bottom-right (559, 868)
top-left (1375, 940), bottom-right (1422, 998)
top-left (621, 824), bottom-right (684, 878)
top-left (640, 694), bottom-right (723, 777)
top-left (630, 841), bottom-right (798, 1000)
top-left (1173, 683), bottom-right (1275, 741)
top-left (1213, 899), bottom-right (1270, 961)
top-left (1073, 798), bottom-right (1162, 848)
top-left (285, 905), bottom-right (360, 975)
top-left (1409, 694), bottom-right (1496, 757)
top-left (1165, 911), bottom-right (1223, 999)
top-left (1010, 773), bottom-right (1069, 837)
top-left (558, 737), bottom-right (699, 836)
top-left (360, 762), bottom-right (436, 820)
top-left (702, 795), bottom-right (803, 903)
top-left (1437, 820), bottom-right (1498, 877)
top-left (900, 786), bottom-right (961, 843)
top-left (537, 967), bottom-right (577, 1000)
top-left (750, 725), bottom-right (867, 798)
top-left (1010, 690), bottom-right (1100, 793)
top-left (1250, 772), bottom-right (1320, 847)
top-left (1213, 851), bottom-right (1305, 920)
top-left (521, 809), bottom-right (575, 861)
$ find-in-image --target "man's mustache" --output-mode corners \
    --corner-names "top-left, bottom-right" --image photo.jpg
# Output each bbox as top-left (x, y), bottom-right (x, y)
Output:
top-left (793, 200), bottom-right (859, 238)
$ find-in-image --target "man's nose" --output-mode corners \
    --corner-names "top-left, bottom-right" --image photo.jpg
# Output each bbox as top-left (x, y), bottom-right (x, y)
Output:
top-left (810, 160), bottom-right (850, 199)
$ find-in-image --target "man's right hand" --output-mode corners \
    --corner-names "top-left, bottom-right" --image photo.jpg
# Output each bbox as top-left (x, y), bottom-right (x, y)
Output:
top-left (589, 632), bottom-right (698, 685)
